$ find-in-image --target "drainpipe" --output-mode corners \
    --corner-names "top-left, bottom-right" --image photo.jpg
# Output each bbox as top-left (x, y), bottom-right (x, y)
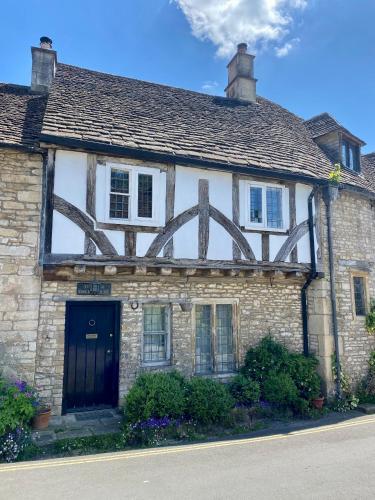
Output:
top-left (324, 185), bottom-right (342, 398)
top-left (301, 191), bottom-right (318, 356)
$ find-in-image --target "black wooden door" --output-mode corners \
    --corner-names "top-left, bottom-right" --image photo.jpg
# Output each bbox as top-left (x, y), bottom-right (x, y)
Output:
top-left (63, 301), bottom-right (120, 412)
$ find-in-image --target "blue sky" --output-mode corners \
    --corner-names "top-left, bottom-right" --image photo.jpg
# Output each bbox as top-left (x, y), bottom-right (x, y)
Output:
top-left (1, 0), bottom-right (374, 152)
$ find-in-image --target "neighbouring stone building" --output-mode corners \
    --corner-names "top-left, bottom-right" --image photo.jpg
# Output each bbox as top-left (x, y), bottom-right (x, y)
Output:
top-left (0, 37), bottom-right (374, 415)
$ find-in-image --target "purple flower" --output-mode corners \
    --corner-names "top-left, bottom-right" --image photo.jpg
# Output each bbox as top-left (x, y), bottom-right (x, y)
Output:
top-left (14, 380), bottom-right (27, 393)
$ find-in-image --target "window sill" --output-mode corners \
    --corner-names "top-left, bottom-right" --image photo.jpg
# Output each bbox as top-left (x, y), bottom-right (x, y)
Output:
top-left (240, 226), bottom-right (289, 235)
top-left (141, 361), bottom-right (172, 368)
top-left (195, 372), bottom-right (237, 379)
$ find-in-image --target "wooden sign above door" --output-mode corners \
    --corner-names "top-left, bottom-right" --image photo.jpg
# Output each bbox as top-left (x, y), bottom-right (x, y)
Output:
top-left (77, 282), bottom-right (112, 296)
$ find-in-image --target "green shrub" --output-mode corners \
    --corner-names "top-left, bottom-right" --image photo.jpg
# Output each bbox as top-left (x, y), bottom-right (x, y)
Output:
top-left (287, 354), bottom-right (321, 401)
top-left (186, 378), bottom-right (234, 424)
top-left (123, 372), bottom-right (186, 424)
top-left (241, 337), bottom-right (289, 383)
top-left (229, 375), bottom-right (260, 406)
top-left (263, 372), bottom-right (298, 408)
top-left (0, 379), bottom-right (37, 436)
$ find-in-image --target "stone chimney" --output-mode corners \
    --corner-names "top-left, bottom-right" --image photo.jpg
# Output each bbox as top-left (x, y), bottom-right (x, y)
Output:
top-left (225, 43), bottom-right (257, 102)
top-left (31, 37), bottom-right (57, 93)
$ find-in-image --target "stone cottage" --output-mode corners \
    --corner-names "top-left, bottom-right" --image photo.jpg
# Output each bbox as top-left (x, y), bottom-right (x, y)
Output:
top-left (0, 38), bottom-right (374, 415)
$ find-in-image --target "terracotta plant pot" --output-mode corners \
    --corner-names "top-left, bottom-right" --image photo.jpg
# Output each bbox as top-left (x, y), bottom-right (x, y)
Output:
top-left (32, 408), bottom-right (52, 430)
top-left (312, 397), bottom-right (324, 410)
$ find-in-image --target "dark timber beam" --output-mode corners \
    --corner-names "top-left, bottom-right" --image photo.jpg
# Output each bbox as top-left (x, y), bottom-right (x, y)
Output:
top-left (198, 179), bottom-right (210, 259)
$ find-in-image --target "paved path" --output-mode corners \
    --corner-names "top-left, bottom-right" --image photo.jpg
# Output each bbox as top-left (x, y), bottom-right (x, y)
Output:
top-left (2, 413), bottom-right (375, 499)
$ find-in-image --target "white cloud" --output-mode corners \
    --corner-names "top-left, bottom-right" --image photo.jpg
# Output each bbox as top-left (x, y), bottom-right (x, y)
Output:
top-left (275, 37), bottom-right (300, 57)
top-left (201, 80), bottom-right (219, 94)
top-left (173, 0), bottom-right (307, 57)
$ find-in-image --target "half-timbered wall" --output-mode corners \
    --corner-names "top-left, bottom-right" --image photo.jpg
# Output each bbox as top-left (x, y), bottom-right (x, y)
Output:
top-left (50, 149), bottom-right (314, 265)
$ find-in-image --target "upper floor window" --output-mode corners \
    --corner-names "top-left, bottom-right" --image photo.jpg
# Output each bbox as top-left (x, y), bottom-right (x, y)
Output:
top-left (341, 139), bottom-right (360, 172)
top-left (105, 163), bottom-right (163, 226)
top-left (243, 181), bottom-right (288, 231)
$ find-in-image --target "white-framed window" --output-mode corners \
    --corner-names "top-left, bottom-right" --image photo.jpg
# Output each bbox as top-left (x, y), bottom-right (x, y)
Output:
top-left (142, 305), bottom-right (171, 364)
top-left (242, 181), bottom-right (289, 231)
top-left (341, 138), bottom-right (360, 172)
top-left (105, 163), bottom-right (162, 225)
top-left (194, 301), bottom-right (237, 374)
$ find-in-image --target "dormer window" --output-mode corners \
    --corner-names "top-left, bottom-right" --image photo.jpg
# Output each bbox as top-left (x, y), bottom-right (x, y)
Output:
top-left (341, 138), bottom-right (360, 172)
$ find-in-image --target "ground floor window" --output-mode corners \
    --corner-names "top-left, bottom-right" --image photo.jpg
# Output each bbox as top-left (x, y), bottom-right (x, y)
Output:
top-left (143, 305), bottom-right (170, 363)
top-left (195, 303), bottom-right (236, 374)
top-left (352, 275), bottom-right (367, 317)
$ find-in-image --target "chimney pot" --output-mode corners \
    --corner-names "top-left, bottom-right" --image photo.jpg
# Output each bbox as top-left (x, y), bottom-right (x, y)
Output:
top-left (237, 43), bottom-right (248, 54)
top-left (40, 36), bottom-right (53, 50)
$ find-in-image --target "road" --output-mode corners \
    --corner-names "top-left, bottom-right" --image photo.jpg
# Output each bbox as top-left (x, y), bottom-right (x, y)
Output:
top-left (2, 414), bottom-right (375, 499)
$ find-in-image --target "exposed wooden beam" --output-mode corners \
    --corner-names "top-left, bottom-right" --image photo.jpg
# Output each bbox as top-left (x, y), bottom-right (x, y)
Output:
top-left (198, 179), bottom-right (210, 260)
top-left (274, 219), bottom-right (309, 262)
top-left (86, 154), bottom-right (97, 219)
top-left (288, 183), bottom-right (298, 262)
top-left (232, 174), bottom-right (241, 260)
top-left (262, 233), bottom-right (270, 261)
top-left (44, 148), bottom-right (55, 254)
top-left (53, 194), bottom-right (117, 256)
top-left (164, 165), bottom-right (175, 258)
top-left (125, 231), bottom-right (136, 257)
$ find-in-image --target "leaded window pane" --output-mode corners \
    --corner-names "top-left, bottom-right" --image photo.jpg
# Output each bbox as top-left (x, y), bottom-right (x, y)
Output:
top-left (110, 193), bottom-right (129, 219)
top-left (111, 169), bottom-right (129, 193)
top-left (216, 304), bottom-right (234, 373)
top-left (138, 174), bottom-right (153, 218)
top-left (195, 305), bottom-right (212, 374)
top-left (143, 306), bottom-right (167, 362)
top-left (266, 187), bottom-right (283, 229)
top-left (250, 186), bottom-right (262, 223)
top-left (353, 277), bottom-right (366, 316)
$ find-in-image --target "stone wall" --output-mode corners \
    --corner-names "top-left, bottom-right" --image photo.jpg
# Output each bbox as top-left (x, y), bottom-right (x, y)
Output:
top-left (308, 189), bottom-right (375, 392)
top-left (0, 148), bottom-right (42, 383)
top-left (35, 274), bottom-right (305, 415)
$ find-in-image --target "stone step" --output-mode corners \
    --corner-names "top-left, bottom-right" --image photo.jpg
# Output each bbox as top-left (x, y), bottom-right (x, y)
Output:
top-left (357, 404), bottom-right (375, 414)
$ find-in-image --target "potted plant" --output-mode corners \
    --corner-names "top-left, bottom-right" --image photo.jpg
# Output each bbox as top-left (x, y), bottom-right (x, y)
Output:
top-left (31, 406), bottom-right (52, 430)
top-left (312, 395), bottom-right (325, 410)
top-left (328, 163), bottom-right (342, 201)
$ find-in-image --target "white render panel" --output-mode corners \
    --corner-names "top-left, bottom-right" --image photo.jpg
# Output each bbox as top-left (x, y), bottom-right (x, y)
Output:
top-left (103, 230), bottom-right (124, 255)
top-left (269, 234), bottom-right (288, 262)
top-left (51, 211), bottom-right (85, 254)
top-left (207, 220), bottom-right (233, 260)
top-left (244, 233), bottom-right (262, 261)
top-left (136, 233), bottom-right (157, 257)
top-left (295, 183), bottom-right (312, 224)
top-left (54, 150), bottom-right (87, 212)
top-left (297, 233), bottom-right (311, 263)
top-left (174, 165), bottom-right (232, 218)
top-left (174, 218), bottom-right (199, 259)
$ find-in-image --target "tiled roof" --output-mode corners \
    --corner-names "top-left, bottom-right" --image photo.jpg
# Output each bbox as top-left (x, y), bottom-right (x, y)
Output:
top-left (304, 112), bottom-right (365, 145)
top-left (0, 83), bottom-right (47, 149)
top-left (41, 63), bottom-right (338, 180)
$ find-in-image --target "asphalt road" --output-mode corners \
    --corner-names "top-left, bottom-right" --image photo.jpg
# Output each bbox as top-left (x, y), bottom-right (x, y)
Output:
top-left (2, 414), bottom-right (375, 500)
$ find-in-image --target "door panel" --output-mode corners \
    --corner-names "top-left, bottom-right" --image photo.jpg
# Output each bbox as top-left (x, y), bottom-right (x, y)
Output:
top-left (63, 301), bottom-right (120, 412)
